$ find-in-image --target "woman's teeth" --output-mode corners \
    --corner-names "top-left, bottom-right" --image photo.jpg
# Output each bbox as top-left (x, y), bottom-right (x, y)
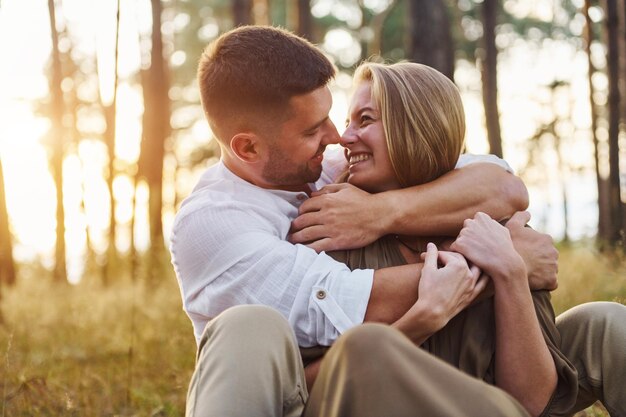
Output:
top-left (350, 154), bottom-right (371, 164)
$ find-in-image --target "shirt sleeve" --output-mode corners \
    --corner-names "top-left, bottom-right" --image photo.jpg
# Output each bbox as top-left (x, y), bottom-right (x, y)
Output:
top-left (455, 153), bottom-right (514, 173)
top-left (170, 199), bottom-right (373, 347)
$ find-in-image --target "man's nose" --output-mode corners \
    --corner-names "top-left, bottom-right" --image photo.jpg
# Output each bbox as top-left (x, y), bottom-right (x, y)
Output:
top-left (322, 119), bottom-right (340, 145)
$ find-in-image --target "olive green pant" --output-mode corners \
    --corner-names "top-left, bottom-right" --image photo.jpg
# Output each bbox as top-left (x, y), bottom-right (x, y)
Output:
top-left (185, 302), bottom-right (626, 417)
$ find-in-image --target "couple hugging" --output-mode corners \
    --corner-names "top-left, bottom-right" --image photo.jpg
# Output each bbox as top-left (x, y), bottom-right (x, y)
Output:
top-left (170, 25), bottom-right (626, 417)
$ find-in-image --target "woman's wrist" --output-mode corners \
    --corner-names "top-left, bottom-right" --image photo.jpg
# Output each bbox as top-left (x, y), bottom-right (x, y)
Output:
top-left (488, 254), bottom-right (527, 285)
top-left (393, 300), bottom-right (445, 343)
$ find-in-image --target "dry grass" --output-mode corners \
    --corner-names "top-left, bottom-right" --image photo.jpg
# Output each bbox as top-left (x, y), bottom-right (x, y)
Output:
top-left (1, 244), bottom-right (624, 416)
top-left (0, 265), bottom-right (195, 416)
top-left (552, 242), bottom-right (626, 314)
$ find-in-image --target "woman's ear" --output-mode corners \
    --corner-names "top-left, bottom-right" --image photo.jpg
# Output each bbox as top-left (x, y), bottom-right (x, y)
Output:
top-left (230, 133), bottom-right (263, 163)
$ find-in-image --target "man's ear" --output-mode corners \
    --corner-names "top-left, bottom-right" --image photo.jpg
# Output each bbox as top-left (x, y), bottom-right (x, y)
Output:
top-left (230, 133), bottom-right (263, 163)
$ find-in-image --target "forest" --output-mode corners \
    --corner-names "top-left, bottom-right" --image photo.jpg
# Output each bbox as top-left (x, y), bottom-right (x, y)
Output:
top-left (1, 0), bottom-right (625, 415)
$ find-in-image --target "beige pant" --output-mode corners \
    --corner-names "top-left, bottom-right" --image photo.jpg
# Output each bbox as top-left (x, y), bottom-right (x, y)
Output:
top-left (555, 302), bottom-right (626, 417)
top-left (186, 302), bottom-right (626, 417)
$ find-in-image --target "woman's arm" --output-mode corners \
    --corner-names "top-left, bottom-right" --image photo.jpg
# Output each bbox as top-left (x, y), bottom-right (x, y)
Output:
top-left (450, 212), bottom-right (557, 417)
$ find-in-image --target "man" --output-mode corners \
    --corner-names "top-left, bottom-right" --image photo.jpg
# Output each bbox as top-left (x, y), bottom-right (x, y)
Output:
top-left (171, 25), bottom-right (626, 417)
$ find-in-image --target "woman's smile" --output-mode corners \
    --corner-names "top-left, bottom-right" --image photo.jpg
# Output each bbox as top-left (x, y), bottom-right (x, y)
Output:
top-left (348, 152), bottom-right (372, 167)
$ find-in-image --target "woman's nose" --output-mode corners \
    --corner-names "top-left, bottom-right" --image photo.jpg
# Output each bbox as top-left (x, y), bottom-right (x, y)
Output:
top-left (340, 126), bottom-right (357, 146)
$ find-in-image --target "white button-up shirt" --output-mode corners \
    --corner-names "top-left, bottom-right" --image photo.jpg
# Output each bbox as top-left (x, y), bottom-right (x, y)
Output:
top-left (170, 147), bottom-right (511, 346)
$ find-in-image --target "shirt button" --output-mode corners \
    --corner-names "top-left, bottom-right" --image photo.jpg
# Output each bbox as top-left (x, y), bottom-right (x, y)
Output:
top-left (316, 290), bottom-right (326, 300)
top-left (297, 194), bottom-right (306, 201)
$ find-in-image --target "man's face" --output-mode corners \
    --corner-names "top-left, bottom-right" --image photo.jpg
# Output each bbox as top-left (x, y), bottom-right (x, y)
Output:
top-left (261, 86), bottom-right (340, 190)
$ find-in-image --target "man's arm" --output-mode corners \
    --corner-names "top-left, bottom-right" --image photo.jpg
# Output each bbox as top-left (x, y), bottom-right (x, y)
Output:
top-left (505, 217), bottom-right (559, 291)
top-left (306, 244), bottom-right (487, 389)
top-left (290, 163), bottom-right (528, 252)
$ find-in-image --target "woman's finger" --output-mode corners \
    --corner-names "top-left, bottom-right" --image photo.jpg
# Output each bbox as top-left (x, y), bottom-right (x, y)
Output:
top-left (423, 242), bottom-right (438, 271)
top-left (473, 274), bottom-right (490, 295)
top-left (437, 250), bottom-right (467, 268)
top-left (469, 264), bottom-right (481, 281)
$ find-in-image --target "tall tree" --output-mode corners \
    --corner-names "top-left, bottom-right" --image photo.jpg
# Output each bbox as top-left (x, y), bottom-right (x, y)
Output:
top-left (604, 0), bottom-right (623, 244)
top-left (584, 0), bottom-right (610, 244)
top-left (407, 0), bottom-right (455, 80)
top-left (138, 0), bottom-right (170, 278)
top-left (0, 157), bottom-right (16, 286)
top-left (480, 0), bottom-right (503, 158)
top-left (233, 0), bottom-right (253, 26)
top-left (98, 0), bottom-right (121, 285)
top-left (296, 0), bottom-right (313, 41)
top-left (253, 0), bottom-right (270, 25)
top-left (47, 0), bottom-right (67, 283)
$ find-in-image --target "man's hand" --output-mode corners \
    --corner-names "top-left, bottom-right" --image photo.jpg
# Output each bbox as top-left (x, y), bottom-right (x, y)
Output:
top-left (289, 183), bottom-right (387, 252)
top-left (505, 211), bottom-right (559, 291)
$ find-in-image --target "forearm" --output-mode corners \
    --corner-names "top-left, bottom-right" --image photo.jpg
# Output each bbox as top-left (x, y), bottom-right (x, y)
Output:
top-left (493, 277), bottom-right (557, 416)
top-left (381, 164), bottom-right (528, 236)
top-left (391, 301), bottom-right (443, 345)
top-left (363, 263), bottom-right (423, 324)
top-left (305, 359), bottom-right (322, 390)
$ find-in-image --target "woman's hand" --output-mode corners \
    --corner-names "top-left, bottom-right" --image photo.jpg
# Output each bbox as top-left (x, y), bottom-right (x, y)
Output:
top-left (450, 212), bottom-right (526, 285)
top-left (418, 243), bottom-right (488, 327)
top-left (393, 243), bottom-right (488, 343)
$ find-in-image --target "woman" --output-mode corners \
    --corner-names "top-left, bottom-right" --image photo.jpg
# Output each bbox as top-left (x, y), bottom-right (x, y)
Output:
top-left (311, 62), bottom-right (578, 417)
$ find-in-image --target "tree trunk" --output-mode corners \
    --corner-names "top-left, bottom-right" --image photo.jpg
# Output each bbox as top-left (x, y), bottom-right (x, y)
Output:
top-left (47, 0), bottom-right (67, 283)
top-left (584, 0), bottom-right (610, 245)
top-left (480, 0), bottom-right (503, 158)
top-left (604, 0), bottom-right (623, 244)
top-left (407, 0), bottom-right (455, 80)
top-left (253, 0), bottom-right (270, 25)
top-left (296, 0), bottom-right (313, 41)
top-left (129, 169), bottom-right (139, 282)
top-left (100, 0), bottom-right (121, 285)
top-left (233, 0), bottom-right (253, 26)
top-left (138, 0), bottom-right (170, 280)
top-left (0, 158), bottom-right (16, 286)
top-left (370, 1), bottom-right (397, 57)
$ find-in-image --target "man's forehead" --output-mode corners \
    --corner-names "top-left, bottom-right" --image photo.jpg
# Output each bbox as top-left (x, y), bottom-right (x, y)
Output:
top-left (283, 87), bottom-right (332, 124)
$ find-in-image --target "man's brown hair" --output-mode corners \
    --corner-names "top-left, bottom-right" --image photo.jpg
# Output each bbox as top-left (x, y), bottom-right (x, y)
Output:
top-left (198, 26), bottom-right (335, 141)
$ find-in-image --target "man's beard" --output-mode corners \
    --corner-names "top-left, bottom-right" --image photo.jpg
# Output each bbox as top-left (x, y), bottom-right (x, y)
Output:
top-left (262, 144), bottom-right (323, 186)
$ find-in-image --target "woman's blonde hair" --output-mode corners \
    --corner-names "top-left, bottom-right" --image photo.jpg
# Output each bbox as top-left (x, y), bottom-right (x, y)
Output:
top-left (353, 62), bottom-right (465, 187)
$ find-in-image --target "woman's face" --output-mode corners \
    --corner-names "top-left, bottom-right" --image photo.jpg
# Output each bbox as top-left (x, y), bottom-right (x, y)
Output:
top-left (341, 81), bottom-right (400, 193)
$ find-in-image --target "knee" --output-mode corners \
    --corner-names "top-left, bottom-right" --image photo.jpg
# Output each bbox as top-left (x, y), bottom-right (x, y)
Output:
top-left (215, 304), bottom-right (286, 329)
top-left (199, 305), bottom-right (292, 349)
top-left (334, 323), bottom-right (398, 363)
top-left (559, 301), bottom-right (626, 338)
top-left (560, 301), bottom-right (625, 325)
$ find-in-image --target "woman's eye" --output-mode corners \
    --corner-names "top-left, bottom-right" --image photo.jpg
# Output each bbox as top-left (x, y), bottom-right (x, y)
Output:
top-left (360, 115), bottom-right (373, 125)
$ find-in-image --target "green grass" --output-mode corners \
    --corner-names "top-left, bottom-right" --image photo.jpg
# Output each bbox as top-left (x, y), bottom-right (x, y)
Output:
top-left (1, 244), bottom-right (625, 416)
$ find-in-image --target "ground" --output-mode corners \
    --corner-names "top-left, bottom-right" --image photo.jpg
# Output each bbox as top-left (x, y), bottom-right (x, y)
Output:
top-left (1, 243), bottom-right (624, 416)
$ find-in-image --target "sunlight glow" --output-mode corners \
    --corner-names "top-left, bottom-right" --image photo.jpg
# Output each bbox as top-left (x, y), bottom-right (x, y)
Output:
top-left (0, 0), bottom-right (606, 274)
